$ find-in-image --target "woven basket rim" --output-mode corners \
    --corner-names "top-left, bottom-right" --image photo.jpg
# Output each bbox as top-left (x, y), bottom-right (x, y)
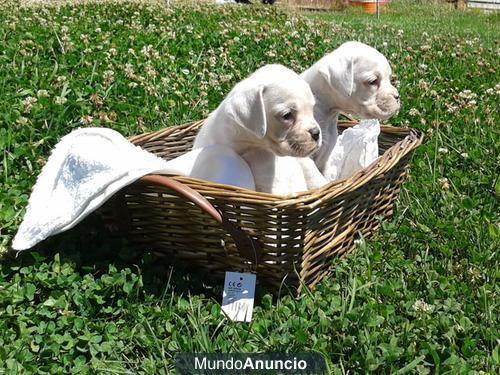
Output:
top-left (129, 120), bottom-right (423, 208)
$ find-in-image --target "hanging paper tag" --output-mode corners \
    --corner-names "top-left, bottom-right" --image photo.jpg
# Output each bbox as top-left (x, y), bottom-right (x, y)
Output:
top-left (221, 272), bottom-right (256, 322)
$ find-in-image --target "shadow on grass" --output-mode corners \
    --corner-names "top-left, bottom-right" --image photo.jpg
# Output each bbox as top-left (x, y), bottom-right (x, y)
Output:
top-left (7, 214), bottom-right (280, 302)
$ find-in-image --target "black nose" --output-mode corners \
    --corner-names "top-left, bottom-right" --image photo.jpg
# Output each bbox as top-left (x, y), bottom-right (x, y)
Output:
top-left (394, 93), bottom-right (400, 100)
top-left (309, 127), bottom-right (320, 141)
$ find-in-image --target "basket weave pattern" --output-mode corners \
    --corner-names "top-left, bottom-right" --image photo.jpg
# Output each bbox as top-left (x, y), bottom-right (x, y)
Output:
top-left (103, 120), bottom-right (422, 292)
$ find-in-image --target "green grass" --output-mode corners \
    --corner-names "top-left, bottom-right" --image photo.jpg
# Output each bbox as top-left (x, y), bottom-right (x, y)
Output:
top-left (0, 0), bottom-right (499, 373)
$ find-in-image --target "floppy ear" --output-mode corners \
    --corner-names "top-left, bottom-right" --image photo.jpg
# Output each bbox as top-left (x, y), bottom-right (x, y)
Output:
top-left (225, 84), bottom-right (267, 139)
top-left (318, 54), bottom-right (354, 97)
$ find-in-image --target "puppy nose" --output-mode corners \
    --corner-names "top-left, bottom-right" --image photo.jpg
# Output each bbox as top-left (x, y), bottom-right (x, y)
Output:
top-left (393, 93), bottom-right (400, 101)
top-left (309, 127), bottom-right (320, 142)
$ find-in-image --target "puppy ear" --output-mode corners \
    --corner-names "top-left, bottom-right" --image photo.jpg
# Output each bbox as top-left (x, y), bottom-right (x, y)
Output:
top-left (226, 84), bottom-right (267, 139)
top-left (318, 55), bottom-right (354, 97)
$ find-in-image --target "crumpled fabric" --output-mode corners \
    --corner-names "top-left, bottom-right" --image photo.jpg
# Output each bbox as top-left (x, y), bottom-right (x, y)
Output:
top-left (12, 127), bottom-right (254, 251)
top-left (324, 119), bottom-right (380, 181)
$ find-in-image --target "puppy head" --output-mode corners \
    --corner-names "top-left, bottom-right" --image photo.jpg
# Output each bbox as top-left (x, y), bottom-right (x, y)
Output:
top-left (225, 64), bottom-right (321, 158)
top-left (318, 41), bottom-right (400, 120)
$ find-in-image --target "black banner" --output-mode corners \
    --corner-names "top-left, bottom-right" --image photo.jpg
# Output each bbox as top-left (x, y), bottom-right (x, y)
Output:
top-left (175, 353), bottom-right (326, 374)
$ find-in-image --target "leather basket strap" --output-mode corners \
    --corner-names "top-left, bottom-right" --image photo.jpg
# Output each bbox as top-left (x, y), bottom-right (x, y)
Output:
top-left (138, 175), bottom-right (263, 265)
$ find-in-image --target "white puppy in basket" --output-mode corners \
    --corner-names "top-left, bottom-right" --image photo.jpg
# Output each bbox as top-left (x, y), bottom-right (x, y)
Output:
top-left (194, 64), bottom-right (327, 195)
top-left (302, 41), bottom-right (401, 175)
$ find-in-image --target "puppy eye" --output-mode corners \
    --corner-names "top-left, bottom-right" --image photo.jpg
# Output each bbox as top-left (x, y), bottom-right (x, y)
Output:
top-left (282, 111), bottom-right (294, 121)
top-left (368, 78), bottom-right (378, 86)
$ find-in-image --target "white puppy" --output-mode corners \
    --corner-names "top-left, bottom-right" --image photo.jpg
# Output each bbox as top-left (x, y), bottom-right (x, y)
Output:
top-left (194, 64), bottom-right (326, 195)
top-left (164, 145), bottom-right (255, 190)
top-left (301, 41), bottom-right (401, 174)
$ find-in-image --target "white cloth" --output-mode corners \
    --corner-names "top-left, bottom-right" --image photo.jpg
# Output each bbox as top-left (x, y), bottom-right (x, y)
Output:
top-left (324, 119), bottom-right (380, 181)
top-left (12, 127), bottom-right (254, 251)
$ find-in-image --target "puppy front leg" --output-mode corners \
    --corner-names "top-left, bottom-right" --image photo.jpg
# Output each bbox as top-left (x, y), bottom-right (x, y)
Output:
top-left (242, 150), bottom-right (278, 194)
top-left (314, 113), bottom-right (339, 174)
top-left (297, 158), bottom-right (327, 190)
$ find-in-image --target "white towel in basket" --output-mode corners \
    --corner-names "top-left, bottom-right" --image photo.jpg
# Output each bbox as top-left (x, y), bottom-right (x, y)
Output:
top-left (12, 127), bottom-right (254, 251)
top-left (324, 119), bottom-right (381, 181)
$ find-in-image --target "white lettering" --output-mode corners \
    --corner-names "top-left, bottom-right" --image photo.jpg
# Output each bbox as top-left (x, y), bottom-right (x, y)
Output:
top-left (275, 360), bottom-right (283, 370)
top-left (234, 360), bottom-right (243, 370)
top-left (243, 357), bottom-right (254, 369)
top-left (208, 360), bottom-right (216, 370)
top-left (265, 360), bottom-right (274, 370)
top-left (254, 359), bottom-right (264, 370)
top-left (194, 356), bottom-right (206, 370)
top-left (298, 359), bottom-right (307, 370)
top-left (185, 354), bottom-right (313, 372)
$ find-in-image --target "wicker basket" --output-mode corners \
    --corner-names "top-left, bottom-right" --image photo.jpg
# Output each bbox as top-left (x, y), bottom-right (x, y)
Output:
top-left (101, 120), bottom-right (422, 293)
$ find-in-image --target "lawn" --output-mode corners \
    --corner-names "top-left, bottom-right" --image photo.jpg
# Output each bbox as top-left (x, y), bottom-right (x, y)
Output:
top-left (0, 0), bottom-right (498, 373)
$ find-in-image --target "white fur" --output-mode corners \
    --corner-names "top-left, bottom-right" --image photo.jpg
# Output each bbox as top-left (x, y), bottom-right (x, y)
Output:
top-left (241, 151), bottom-right (326, 195)
top-left (301, 41), bottom-right (400, 174)
top-left (165, 145), bottom-right (255, 190)
top-left (194, 64), bottom-right (324, 195)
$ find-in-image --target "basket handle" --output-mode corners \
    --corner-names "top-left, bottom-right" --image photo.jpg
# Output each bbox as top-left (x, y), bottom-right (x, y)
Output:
top-left (138, 175), bottom-right (263, 265)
